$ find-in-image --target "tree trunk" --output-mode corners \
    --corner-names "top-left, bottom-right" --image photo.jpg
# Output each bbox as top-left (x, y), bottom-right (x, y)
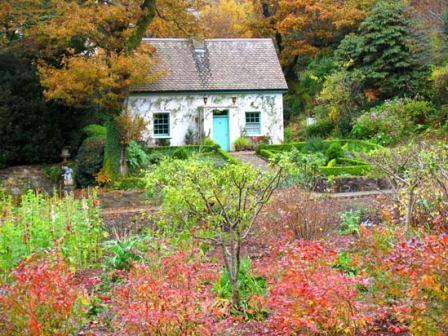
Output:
top-left (119, 144), bottom-right (128, 176)
top-left (406, 187), bottom-right (416, 229)
top-left (125, 0), bottom-right (157, 54)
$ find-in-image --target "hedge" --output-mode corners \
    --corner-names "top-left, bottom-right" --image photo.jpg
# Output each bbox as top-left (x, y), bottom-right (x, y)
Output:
top-left (318, 165), bottom-right (372, 177)
top-left (256, 139), bottom-right (382, 157)
top-left (144, 145), bottom-right (240, 165)
top-left (256, 140), bottom-right (378, 177)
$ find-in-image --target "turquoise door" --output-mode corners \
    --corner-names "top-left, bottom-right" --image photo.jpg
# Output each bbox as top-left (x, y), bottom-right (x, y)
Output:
top-left (213, 115), bottom-right (230, 151)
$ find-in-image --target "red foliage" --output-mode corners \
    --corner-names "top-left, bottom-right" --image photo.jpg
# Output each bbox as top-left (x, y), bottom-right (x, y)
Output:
top-left (264, 241), bottom-right (370, 335)
top-left (0, 253), bottom-right (88, 335)
top-left (111, 249), bottom-right (218, 336)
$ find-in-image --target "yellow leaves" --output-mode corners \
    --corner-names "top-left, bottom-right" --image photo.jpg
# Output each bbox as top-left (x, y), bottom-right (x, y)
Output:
top-left (39, 46), bottom-right (157, 110)
top-left (269, 0), bottom-right (368, 63)
top-left (201, 0), bottom-right (255, 38)
top-left (115, 112), bottom-right (148, 145)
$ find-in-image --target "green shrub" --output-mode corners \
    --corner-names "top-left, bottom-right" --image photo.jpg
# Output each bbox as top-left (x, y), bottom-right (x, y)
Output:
top-left (305, 119), bottom-right (334, 138)
top-left (201, 136), bottom-right (215, 146)
top-left (103, 237), bottom-right (148, 271)
top-left (113, 176), bottom-right (146, 190)
top-left (284, 127), bottom-right (293, 143)
top-left (302, 137), bottom-right (328, 153)
top-left (352, 98), bottom-right (437, 145)
top-left (319, 165), bottom-right (371, 177)
top-left (327, 159), bottom-right (337, 167)
top-left (213, 257), bottom-right (266, 318)
top-left (83, 124), bottom-right (107, 139)
top-left (103, 118), bottom-right (121, 180)
top-left (172, 147), bottom-right (189, 160)
top-left (127, 141), bottom-right (149, 171)
top-left (0, 191), bottom-right (104, 273)
top-left (339, 210), bottom-right (361, 235)
top-left (325, 142), bottom-right (344, 162)
top-left (234, 137), bottom-right (252, 151)
top-left (43, 165), bottom-right (62, 184)
top-left (75, 137), bottom-right (105, 187)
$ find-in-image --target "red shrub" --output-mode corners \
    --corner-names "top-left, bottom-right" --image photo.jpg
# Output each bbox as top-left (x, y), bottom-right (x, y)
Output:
top-left (111, 249), bottom-right (218, 336)
top-left (0, 253), bottom-right (88, 336)
top-left (265, 241), bottom-right (370, 335)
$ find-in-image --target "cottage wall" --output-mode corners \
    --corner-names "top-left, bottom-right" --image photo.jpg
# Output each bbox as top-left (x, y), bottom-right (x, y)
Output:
top-left (127, 92), bottom-right (284, 151)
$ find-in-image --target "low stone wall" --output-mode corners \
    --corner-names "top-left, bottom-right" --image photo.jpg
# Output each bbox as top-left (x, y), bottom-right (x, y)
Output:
top-left (314, 177), bottom-right (389, 193)
top-left (0, 165), bottom-right (57, 197)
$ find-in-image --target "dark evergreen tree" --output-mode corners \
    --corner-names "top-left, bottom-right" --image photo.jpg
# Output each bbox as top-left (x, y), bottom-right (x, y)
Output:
top-left (336, 1), bottom-right (430, 99)
top-left (0, 53), bottom-right (96, 168)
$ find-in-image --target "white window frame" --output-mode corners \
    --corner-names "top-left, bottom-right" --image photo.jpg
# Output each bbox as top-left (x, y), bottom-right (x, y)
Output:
top-left (153, 112), bottom-right (170, 138)
top-left (245, 111), bottom-right (261, 136)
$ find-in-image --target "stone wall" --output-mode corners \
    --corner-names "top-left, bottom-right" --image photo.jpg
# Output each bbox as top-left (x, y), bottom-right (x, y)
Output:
top-left (314, 177), bottom-right (390, 193)
top-left (0, 165), bottom-right (57, 197)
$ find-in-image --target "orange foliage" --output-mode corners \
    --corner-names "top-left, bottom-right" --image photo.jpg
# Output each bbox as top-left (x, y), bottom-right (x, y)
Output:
top-left (253, 0), bottom-right (371, 66)
top-left (201, 0), bottom-right (255, 38)
top-left (1, 0), bottom-right (201, 110)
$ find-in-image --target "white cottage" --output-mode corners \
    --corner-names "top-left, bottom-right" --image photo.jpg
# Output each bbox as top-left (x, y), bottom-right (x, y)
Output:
top-left (127, 38), bottom-right (288, 151)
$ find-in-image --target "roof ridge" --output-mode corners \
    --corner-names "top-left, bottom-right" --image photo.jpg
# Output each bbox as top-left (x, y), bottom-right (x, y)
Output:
top-left (205, 38), bottom-right (272, 41)
top-left (142, 38), bottom-right (190, 42)
top-left (142, 38), bottom-right (273, 42)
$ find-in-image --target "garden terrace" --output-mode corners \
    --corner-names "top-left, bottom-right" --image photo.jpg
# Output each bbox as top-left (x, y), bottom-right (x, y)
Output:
top-left (143, 144), bottom-right (239, 165)
top-left (256, 140), bottom-right (382, 177)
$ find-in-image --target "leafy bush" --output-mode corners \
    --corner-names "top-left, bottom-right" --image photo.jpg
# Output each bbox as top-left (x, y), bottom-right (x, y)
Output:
top-left (201, 136), bottom-right (215, 146)
top-left (266, 241), bottom-right (368, 335)
top-left (302, 137), bottom-right (328, 153)
top-left (283, 127), bottom-right (293, 143)
top-left (0, 191), bottom-right (104, 273)
top-left (103, 237), bottom-right (147, 271)
top-left (352, 98), bottom-right (437, 145)
top-left (172, 147), bottom-right (189, 160)
top-left (43, 165), bottom-right (62, 184)
top-left (0, 253), bottom-right (89, 335)
top-left (268, 188), bottom-right (341, 240)
top-left (111, 249), bottom-right (216, 335)
top-left (83, 124), bottom-right (107, 138)
top-left (350, 227), bottom-right (448, 335)
top-left (75, 137), bottom-right (105, 187)
top-left (305, 119), bottom-right (334, 138)
top-left (113, 176), bottom-right (146, 190)
top-left (325, 142), bottom-right (344, 162)
top-left (339, 210), bottom-right (361, 235)
top-left (213, 257), bottom-right (266, 319)
top-left (127, 140), bottom-right (149, 171)
top-left (234, 137), bottom-right (252, 151)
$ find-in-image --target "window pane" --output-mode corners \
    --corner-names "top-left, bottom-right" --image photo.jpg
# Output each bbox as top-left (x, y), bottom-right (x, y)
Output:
top-left (245, 112), bottom-right (260, 135)
top-left (153, 113), bottom-right (169, 136)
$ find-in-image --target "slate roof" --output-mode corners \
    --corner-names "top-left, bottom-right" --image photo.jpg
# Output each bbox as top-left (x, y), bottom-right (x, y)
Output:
top-left (134, 38), bottom-right (288, 93)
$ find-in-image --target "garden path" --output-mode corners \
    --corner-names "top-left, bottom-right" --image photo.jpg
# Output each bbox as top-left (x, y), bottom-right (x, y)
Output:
top-left (229, 151), bottom-right (270, 170)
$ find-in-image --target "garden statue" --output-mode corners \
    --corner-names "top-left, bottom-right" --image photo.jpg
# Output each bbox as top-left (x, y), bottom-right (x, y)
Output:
top-left (61, 166), bottom-right (74, 186)
top-left (61, 166), bottom-right (74, 196)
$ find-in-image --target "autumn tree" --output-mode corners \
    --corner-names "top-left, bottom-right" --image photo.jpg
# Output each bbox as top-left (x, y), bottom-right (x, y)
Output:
top-left (201, 0), bottom-right (255, 38)
top-left (1, 0), bottom-right (203, 111)
top-left (251, 0), bottom-right (371, 71)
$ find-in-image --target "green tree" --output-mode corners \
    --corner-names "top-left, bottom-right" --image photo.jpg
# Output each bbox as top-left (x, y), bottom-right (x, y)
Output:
top-left (146, 158), bottom-right (284, 309)
top-left (336, 0), bottom-right (431, 99)
top-left (0, 53), bottom-right (95, 167)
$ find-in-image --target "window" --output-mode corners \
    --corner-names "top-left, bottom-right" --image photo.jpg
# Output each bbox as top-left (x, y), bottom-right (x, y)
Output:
top-left (153, 113), bottom-right (170, 137)
top-left (245, 112), bottom-right (261, 135)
